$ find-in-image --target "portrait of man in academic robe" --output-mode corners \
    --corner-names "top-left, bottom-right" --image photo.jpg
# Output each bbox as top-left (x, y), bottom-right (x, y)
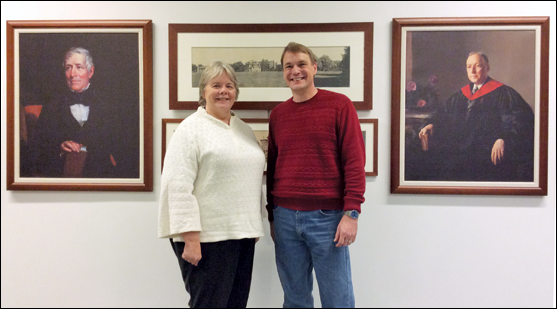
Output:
top-left (403, 30), bottom-right (537, 183)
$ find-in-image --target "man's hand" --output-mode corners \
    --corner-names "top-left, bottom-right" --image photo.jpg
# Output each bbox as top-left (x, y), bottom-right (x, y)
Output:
top-left (418, 124), bottom-right (434, 151)
top-left (60, 141), bottom-right (82, 153)
top-left (491, 139), bottom-right (505, 165)
top-left (418, 124), bottom-right (434, 139)
top-left (334, 215), bottom-right (358, 247)
top-left (181, 231), bottom-right (202, 266)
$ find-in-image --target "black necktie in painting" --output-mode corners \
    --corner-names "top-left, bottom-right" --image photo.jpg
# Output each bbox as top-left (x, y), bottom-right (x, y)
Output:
top-left (467, 85), bottom-right (479, 120)
top-left (67, 89), bottom-right (94, 106)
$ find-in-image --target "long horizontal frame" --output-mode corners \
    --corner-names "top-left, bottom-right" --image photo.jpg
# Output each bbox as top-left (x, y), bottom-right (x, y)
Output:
top-left (169, 23), bottom-right (373, 110)
top-left (163, 118), bottom-right (378, 177)
top-left (6, 20), bottom-right (153, 191)
top-left (391, 16), bottom-right (549, 195)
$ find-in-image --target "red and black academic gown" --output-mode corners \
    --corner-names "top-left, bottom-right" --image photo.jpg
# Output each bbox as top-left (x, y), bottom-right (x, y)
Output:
top-left (426, 77), bottom-right (534, 182)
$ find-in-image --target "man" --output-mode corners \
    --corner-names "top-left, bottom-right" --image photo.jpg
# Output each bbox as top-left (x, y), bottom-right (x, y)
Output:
top-left (266, 42), bottom-right (366, 308)
top-left (419, 52), bottom-right (535, 181)
top-left (33, 47), bottom-right (121, 178)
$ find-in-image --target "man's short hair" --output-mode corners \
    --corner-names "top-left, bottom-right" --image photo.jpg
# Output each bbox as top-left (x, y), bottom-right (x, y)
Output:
top-left (468, 51), bottom-right (489, 64)
top-left (198, 60), bottom-right (240, 107)
top-left (281, 42), bottom-right (318, 66)
top-left (63, 47), bottom-right (94, 72)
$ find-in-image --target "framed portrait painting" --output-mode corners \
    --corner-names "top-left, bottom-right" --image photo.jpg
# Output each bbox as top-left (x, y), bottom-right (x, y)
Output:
top-left (6, 20), bottom-right (153, 191)
top-left (169, 23), bottom-right (373, 110)
top-left (391, 17), bottom-right (549, 195)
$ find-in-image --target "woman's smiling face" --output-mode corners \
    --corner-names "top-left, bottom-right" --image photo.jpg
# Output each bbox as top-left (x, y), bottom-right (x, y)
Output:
top-left (203, 72), bottom-right (236, 122)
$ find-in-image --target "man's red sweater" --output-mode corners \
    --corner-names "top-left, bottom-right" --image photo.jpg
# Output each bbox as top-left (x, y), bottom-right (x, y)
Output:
top-left (266, 89), bottom-right (366, 222)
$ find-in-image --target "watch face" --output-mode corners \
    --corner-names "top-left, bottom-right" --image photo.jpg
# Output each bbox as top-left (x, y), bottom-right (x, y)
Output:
top-left (344, 210), bottom-right (359, 219)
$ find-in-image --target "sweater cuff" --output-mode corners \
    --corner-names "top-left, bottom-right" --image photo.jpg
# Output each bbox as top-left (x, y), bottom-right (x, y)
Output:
top-left (343, 200), bottom-right (362, 213)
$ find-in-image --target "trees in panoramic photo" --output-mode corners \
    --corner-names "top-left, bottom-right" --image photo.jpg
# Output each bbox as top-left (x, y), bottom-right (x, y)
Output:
top-left (191, 46), bottom-right (350, 88)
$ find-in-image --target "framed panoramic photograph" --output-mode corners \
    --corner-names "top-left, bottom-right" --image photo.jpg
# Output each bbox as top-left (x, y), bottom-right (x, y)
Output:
top-left (163, 117), bottom-right (377, 176)
top-left (169, 23), bottom-right (373, 110)
top-left (391, 17), bottom-right (549, 195)
top-left (6, 20), bottom-right (153, 191)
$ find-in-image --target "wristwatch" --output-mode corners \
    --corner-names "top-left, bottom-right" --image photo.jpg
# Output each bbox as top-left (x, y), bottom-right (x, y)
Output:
top-left (343, 210), bottom-right (359, 219)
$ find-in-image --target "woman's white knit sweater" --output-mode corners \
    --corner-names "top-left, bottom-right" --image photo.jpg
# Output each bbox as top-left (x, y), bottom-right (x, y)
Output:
top-left (158, 107), bottom-right (265, 242)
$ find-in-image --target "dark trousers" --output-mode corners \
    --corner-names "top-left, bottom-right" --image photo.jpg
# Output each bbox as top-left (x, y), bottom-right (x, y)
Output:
top-left (170, 238), bottom-right (256, 308)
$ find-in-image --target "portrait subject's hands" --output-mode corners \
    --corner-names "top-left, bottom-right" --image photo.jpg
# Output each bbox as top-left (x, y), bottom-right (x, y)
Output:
top-left (418, 124), bottom-right (434, 151)
top-left (60, 140), bottom-right (82, 153)
top-left (334, 215), bottom-right (358, 247)
top-left (491, 139), bottom-right (505, 165)
top-left (419, 124), bottom-right (434, 139)
top-left (181, 231), bottom-right (202, 266)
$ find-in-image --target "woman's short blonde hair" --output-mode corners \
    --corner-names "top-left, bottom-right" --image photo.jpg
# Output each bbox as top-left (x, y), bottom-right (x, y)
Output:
top-left (198, 60), bottom-right (240, 106)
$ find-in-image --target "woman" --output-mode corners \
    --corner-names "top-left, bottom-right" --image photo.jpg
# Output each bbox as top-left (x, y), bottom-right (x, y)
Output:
top-left (158, 60), bottom-right (266, 308)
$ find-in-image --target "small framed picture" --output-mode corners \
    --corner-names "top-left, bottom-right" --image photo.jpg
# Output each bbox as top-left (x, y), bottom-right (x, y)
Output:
top-left (360, 119), bottom-right (378, 177)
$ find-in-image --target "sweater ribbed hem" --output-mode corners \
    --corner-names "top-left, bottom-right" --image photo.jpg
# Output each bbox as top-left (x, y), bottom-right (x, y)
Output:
top-left (267, 197), bottom-right (361, 222)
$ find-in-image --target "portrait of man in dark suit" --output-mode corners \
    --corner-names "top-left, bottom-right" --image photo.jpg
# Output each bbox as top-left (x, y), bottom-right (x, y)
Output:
top-left (19, 33), bottom-right (140, 179)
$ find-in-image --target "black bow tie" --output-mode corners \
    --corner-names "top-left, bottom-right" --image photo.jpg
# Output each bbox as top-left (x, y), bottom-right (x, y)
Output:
top-left (66, 89), bottom-right (94, 106)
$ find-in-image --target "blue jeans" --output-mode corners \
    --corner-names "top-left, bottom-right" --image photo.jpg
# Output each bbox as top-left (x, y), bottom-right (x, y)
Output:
top-left (273, 205), bottom-right (355, 308)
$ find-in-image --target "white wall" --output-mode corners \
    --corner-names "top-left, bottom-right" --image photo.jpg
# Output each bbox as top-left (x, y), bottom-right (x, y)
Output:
top-left (2, 1), bottom-right (555, 307)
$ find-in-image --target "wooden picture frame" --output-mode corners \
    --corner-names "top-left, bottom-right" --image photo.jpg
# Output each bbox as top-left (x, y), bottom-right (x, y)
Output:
top-left (162, 118), bottom-right (269, 172)
top-left (163, 118), bottom-right (377, 176)
top-left (6, 20), bottom-right (153, 191)
top-left (361, 119), bottom-right (379, 177)
top-left (169, 23), bottom-right (373, 110)
top-left (391, 17), bottom-right (549, 195)
top-left (244, 119), bottom-right (270, 173)
top-left (161, 118), bottom-right (182, 172)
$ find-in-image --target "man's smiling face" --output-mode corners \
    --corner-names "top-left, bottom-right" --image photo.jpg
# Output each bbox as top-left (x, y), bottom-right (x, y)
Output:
top-left (282, 51), bottom-right (317, 94)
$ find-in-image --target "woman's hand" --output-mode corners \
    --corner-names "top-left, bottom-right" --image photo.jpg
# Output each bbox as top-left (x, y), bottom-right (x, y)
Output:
top-left (181, 232), bottom-right (202, 266)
